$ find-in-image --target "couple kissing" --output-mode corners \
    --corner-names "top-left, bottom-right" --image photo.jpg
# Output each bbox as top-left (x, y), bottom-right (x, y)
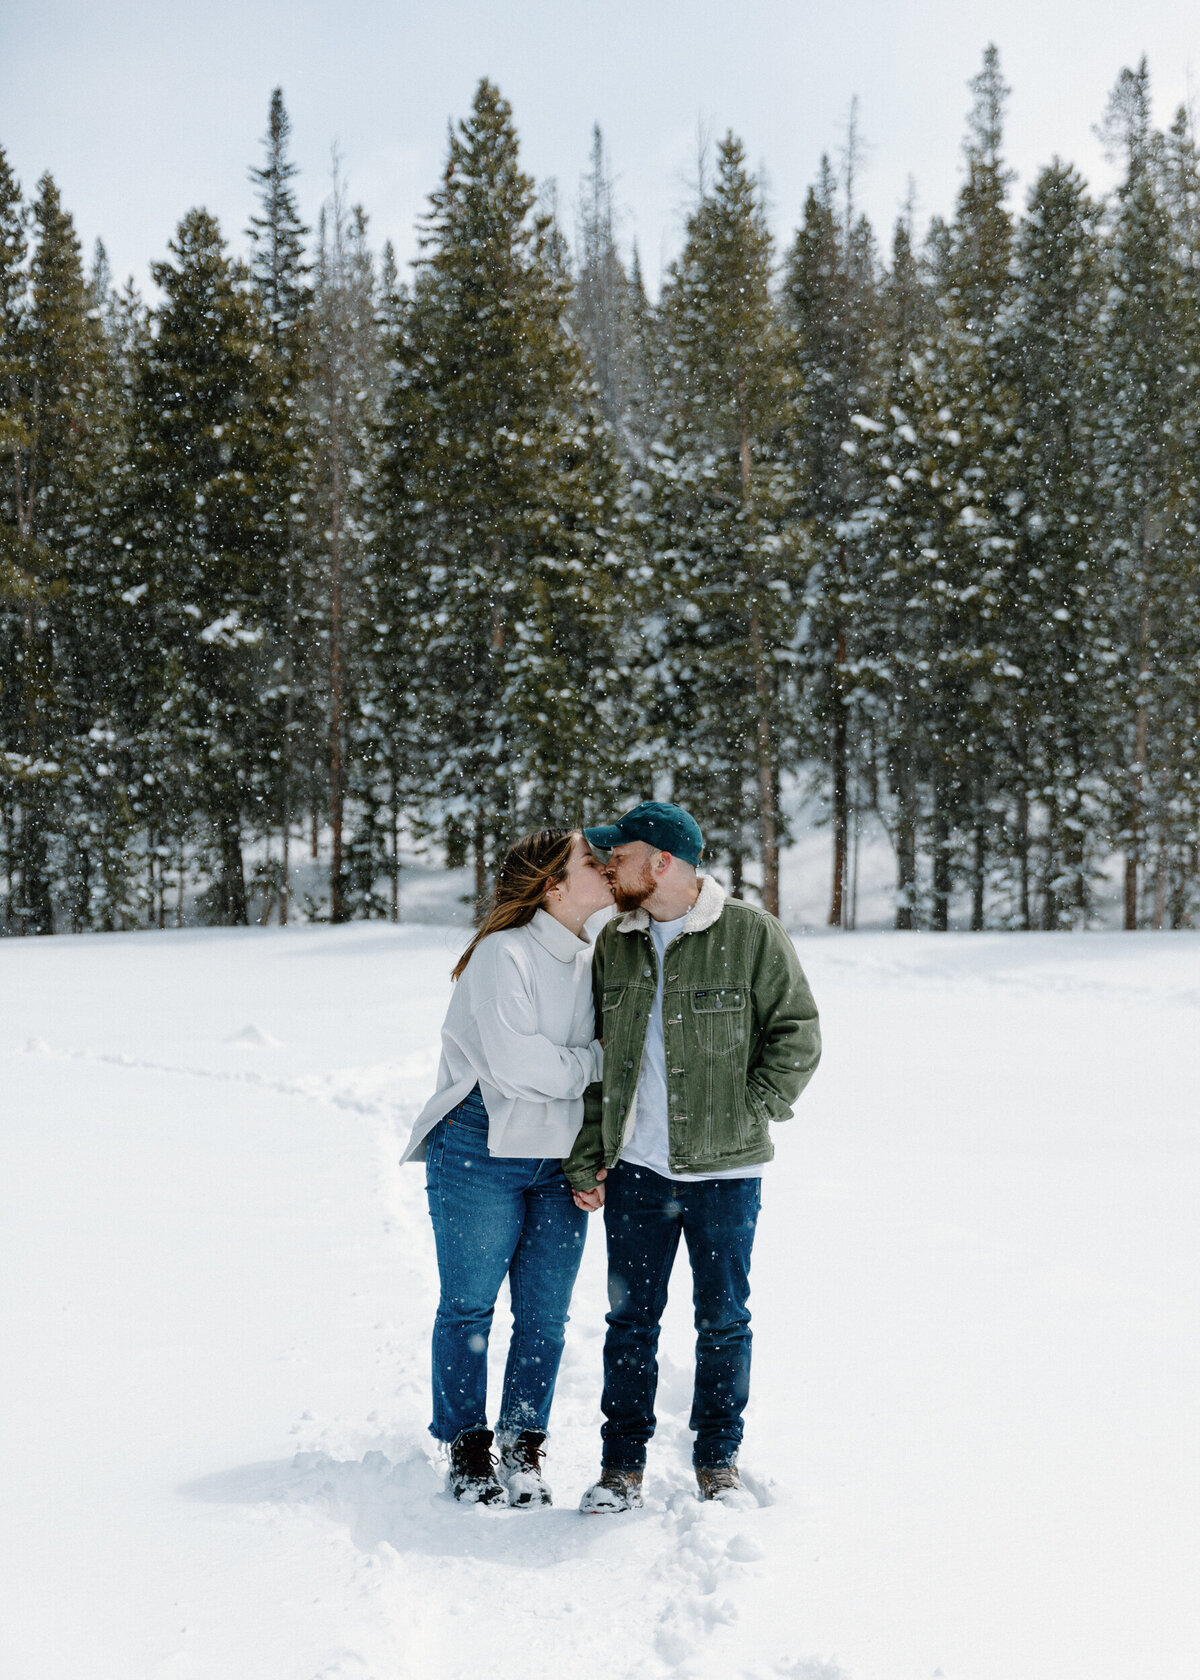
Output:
top-left (400, 801), bottom-right (821, 1512)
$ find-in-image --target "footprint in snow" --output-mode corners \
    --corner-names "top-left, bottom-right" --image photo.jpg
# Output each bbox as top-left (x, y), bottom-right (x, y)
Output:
top-left (225, 1023), bottom-right (283, 1048)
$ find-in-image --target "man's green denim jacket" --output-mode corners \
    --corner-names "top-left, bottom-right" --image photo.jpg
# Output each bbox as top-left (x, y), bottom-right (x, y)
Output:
top-left (563, 875), bottom-right (821, 1188)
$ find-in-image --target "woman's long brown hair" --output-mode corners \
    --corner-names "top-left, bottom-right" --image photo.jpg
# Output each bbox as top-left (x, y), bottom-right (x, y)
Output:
top-left (451, 828), bottom-right (576, 980)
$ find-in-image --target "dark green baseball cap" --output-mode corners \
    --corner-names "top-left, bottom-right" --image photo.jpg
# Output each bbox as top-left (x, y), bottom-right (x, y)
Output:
top-left (584, 801), bottom-right (704, 866)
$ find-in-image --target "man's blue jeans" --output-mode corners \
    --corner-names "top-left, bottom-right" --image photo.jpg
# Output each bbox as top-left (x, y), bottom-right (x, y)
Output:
top-left (425, 1085), bottom-right (587, 1443)
top-left (600, 1160), bottom-right (761, 1470)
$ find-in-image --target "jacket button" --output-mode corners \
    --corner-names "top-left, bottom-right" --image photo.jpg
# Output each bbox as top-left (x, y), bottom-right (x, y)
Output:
top-left (624, 1059), bottom-right (633, 1069)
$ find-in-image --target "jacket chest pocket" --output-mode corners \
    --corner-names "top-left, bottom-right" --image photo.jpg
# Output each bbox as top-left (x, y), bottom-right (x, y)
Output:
top-left (602, 984), bottom-right (651, 1056)
top-left (689, 987), bottom-right (748, 1057)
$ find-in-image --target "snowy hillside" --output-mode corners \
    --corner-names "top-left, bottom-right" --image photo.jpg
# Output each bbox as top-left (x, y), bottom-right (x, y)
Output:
top-left (2, 923), bottom-right (1198, 1680)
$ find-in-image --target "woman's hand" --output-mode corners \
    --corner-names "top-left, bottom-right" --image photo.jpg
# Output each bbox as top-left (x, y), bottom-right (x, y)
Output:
top-left (571, 1167), bottom-right (607, 1212)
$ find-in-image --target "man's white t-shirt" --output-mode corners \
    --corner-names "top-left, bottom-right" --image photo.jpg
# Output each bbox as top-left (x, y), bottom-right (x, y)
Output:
top-left (620, 911), bottom-right (763, 1182)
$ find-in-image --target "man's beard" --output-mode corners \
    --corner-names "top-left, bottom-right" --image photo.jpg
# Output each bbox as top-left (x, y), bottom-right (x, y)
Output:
top-left (611, 858), bottom-right (656, 912)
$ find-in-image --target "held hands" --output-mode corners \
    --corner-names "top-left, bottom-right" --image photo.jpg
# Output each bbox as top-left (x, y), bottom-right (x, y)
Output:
top-left (571, 1167), bottom-right (608, 1212)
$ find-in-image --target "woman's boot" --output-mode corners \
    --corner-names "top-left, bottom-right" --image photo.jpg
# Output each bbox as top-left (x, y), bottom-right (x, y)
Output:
top-left (499, 1430), bottom-right (552, 1507)
top-left (447, 1427), bottom-right (506, 1504)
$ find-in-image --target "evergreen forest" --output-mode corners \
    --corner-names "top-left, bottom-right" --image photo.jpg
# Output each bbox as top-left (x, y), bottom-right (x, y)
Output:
top-left (3, 49), bottom-right (1199, 934)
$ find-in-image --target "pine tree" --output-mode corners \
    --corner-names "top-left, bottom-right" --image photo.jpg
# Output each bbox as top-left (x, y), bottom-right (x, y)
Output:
top-left (247, 87), bottom-right (312, 923)
top-left (1155, 106), bottom-right (1200, 924)
top-left (784, 150), bottom-right (881, 926)
top-left (0, 170), bottom-right (120, 933)
top-left (850, 339), bottom-right (1005, 931)
top-left (308, 181), bottom-right (390, 921)
top-left (1006, 160), bottom-right (1109, 926)
top-left (571, 127), bottom-right (656, 463)
top-left (0, 144), bottom-right (31, 930)
top-left (1094, 61), bottom-right (1196, 927)
top-left (134, 208), bottom-right (284, 924)
top-left (935, 43), bottom-right (1021, 928)
top-left (377, 80), bottom-right (630, 907)
top-left (651, 133), bottom-right (801, 913)
top-left (847, 206), bottom-right (936, 928)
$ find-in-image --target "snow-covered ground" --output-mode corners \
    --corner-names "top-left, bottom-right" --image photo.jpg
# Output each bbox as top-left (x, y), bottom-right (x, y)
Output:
top-left (2, 921), bottom-right (1198, 1680)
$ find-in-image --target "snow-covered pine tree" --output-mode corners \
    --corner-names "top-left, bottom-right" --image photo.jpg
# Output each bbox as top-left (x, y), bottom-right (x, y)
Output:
top-left (307, 180), bottom-right (391, 922)
top-left (354, 235), bottom-right (419, 922)
top-left (0, 170), bottom-right (122, 933)
top-left (39, 196), bottom-right (144, 933)
top-left (927, 43), bottom-right (1022, 928)
top-left (134, 209), bottom-right (284, 925)
top-left (1006, 160), bottom-right (1109, 926)
top-left (74, 248), bottom-right (150, 931)
top-left (847, 206), bottom-right (937, 928)
top-left (247, 87), bottom-right (313, 924)
top-left (1094, 61), bottom-right (1197, 928)
top-left (650, 133), bottom-right (802, 913)
top-left (1148, 103), bottom-right (1200, 925)
top-left (571, 126), bottom-right (658, 464)
top-left (376, 80), bottom-right (630, 908)
top-left (0, 145), bottom-right (35, 931)
top-left (783, 149), bottom-right (881, 926)
top-left (850, 334), bottom-right (1003, 931)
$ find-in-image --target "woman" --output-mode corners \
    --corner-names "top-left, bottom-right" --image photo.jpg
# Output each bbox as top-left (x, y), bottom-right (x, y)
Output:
top-left (400, 828), bottom-right (614, 1507)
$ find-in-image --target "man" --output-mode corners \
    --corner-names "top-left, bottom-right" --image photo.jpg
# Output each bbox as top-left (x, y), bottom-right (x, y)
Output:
top-left (565, 801), bottom-right (821, 1511)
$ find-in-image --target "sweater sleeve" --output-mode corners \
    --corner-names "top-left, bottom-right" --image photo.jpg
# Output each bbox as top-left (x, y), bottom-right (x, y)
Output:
top-left (472, 949), bottom-right (603, 1102)
top-left (562, 933), bottom-right (608, 1187)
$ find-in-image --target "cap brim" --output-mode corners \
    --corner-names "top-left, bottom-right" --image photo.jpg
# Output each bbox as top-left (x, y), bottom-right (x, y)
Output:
top-left (583, 823), bottom-right (624, 854)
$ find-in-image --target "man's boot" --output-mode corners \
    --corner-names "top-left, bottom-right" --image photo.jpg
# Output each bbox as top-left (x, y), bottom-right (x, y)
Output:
top-left (696, 1462), bottom-right (744, 1502)
top-left (447, 1427), bottom-right (506, 1505)
top-left (498, 1430), bottom-right (552, 1508)
top-left (578, 1467), bottom-right (644, 1513)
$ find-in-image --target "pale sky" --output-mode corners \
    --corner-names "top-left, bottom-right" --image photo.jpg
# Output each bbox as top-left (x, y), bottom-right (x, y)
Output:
top-left (2, 1), bottom-right (1199, 296)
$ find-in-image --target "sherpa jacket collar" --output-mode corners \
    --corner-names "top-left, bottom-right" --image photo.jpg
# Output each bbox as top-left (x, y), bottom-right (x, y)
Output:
top-left (614, 873), bottom-right (725, 937)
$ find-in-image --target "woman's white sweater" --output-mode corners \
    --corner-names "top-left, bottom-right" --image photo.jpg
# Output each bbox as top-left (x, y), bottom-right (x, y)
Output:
top-left (400, 908), bottom-right (603, 1163)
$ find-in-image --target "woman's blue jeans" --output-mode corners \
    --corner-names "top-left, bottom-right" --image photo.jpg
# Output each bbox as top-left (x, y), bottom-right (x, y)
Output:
top-left (424, 1085), bottom-right (587, 1444)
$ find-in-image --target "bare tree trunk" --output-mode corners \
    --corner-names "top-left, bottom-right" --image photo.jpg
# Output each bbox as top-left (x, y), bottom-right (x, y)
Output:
top-left (894, 739), bottom-right (917, 931)
top-left (738, 412), bottom-right (778, 918)
top-left (328, 403), bottom-right (346, 924)
top-left (258, 870), bottom-right (275, 927)
top-left (931, 775), bottom-right (951, 932)
top-left (1126, 577), bottom-right (1150, 931)
top-left (280, 579), bottom-right (293, 927)
top-left (970, 817), bottom-right (986, 931)
top-left (849, 788), bottom-right (860, 931)
top-left (473, 811), bottom-right (489, 925)
top-left (219, 815), bottom-right (248, 925)
top-left (390, 762), bottom-right (401, 923)
top-left (1016, 787), bottom-right (1031, 930)
top-left (748, 596), bottom-right (778, 916)
top-left (829, 623), bottom-right (848, 928)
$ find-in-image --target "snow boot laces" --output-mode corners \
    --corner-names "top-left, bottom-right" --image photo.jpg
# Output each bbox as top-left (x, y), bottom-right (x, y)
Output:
top-left (498, 1430), bottom-right (552, 1508)
top-left (578, 1467), bottom-right (644, 1514)
top-left (447, 1427), bottom-right (506, 1505)
top-left (695, 1462), bottom-right (742, 1501)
